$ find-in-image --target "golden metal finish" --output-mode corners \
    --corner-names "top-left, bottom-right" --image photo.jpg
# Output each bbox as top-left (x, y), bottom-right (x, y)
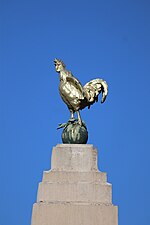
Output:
top-left (54, 59), bottom-right (108, 125)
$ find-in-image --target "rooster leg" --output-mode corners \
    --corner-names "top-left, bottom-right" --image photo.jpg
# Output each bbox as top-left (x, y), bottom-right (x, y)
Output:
top-left (77, 111), bottom-right (82, 125)
top-left (69, 109), bottom-right (75, 121)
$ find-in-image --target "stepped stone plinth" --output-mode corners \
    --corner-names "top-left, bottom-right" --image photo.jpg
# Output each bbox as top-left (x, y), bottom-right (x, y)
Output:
top-left (31, 144), bottom-right (118, 225)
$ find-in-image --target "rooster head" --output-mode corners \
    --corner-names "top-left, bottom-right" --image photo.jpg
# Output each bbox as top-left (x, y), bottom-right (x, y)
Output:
top-left (54, 58), bottom-right (66, 72)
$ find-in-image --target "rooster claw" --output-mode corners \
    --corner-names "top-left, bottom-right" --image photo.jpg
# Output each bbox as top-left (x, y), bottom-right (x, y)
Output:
top-left (68, 118), bottom-right (77, 123)
top-left (57, 123), bottom-right (67, 129)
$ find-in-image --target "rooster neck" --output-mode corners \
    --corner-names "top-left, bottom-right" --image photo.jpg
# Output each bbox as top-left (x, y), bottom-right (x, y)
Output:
top-left (59, 70), bottom-right (70, 82)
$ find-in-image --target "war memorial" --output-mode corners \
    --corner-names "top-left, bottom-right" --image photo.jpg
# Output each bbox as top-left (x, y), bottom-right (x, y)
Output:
top-left (31, 59), bottom-right (118, 225)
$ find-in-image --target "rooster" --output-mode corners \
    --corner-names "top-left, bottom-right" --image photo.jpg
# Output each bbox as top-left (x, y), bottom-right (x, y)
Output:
top-left (54, 59), bottom-right (108, 125)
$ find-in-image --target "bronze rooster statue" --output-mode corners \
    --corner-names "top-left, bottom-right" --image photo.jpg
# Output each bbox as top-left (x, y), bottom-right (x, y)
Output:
top-left (54, 58), bottom-right (108, 126)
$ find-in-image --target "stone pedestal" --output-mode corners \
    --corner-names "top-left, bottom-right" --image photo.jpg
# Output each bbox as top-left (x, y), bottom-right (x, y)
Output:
top-left (31, 144), bottom-right (118, 225)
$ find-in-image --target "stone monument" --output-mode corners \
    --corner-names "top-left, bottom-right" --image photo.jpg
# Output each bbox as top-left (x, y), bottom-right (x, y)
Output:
top-left (31, 144), bottom-right (118, 225)
top-left (31, 60), bottom-right (118, 225)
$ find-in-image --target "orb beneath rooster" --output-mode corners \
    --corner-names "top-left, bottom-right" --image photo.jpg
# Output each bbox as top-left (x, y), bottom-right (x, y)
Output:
top-left (61, 120), bottom-right (88, 144)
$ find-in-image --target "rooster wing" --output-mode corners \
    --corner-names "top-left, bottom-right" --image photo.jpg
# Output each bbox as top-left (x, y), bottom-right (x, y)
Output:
top-left (59, 75), bottom-right (84, 112)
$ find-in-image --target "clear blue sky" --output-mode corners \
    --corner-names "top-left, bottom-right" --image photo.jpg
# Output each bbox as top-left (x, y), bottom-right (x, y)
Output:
top-left (0, 0), bottom-right (150, 224)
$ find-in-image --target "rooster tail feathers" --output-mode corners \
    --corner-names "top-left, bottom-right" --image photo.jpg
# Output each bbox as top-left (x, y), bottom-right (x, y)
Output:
top-left (83, 78), bottom-right (108, 105)
top-left (100, 80), bottom-right (108, 103)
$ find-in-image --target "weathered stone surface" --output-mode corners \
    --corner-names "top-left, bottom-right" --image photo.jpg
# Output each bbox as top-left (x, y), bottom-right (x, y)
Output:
top-left (32, 203), bottom-right (118, 225)
top-left (43, 171), bottom-right (107, 183)
top-left (31, 144), bottom-right (118, 225)
top-left (51, 144), bottom-right (98, 172)
top-left (37, 181), bottom-right (112, 203)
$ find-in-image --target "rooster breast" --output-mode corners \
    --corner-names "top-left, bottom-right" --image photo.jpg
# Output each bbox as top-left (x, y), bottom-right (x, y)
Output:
top-left (59, 79), bottom-right (84, 112)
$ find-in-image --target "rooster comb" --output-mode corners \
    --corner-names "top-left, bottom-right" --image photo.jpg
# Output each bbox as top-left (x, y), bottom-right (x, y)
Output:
top-left (54, 58), bottom-right (66, 68)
